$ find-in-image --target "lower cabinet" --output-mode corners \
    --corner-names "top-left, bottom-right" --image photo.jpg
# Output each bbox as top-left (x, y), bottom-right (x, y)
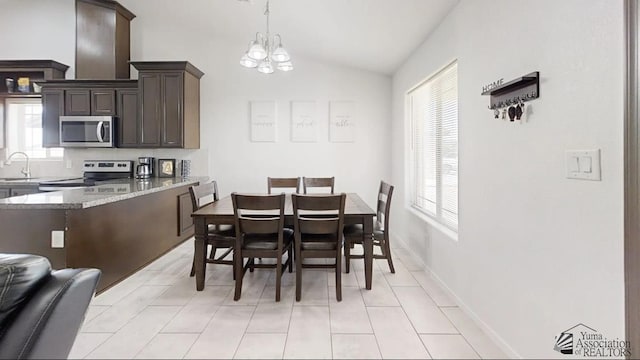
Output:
top-left (0, 185), bottom-right (39, 199)
top-left (10, 188), bottom-right (39, 197)
top-left (178, 192), bottom-right (194, 236)
top-left (0, 188), bottom-right (10, 199)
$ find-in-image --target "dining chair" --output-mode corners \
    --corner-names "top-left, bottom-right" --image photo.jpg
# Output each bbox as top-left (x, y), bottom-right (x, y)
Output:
top-left (267, 177), bottom-right (300, 194)
top-left (188, 181), bottom-right (236, 278)
top-left (231, 193), bottom-right (293, 301)
top-left (344, 181), bottom-right (395, 273)
top-left (302, 177), bottom-right (335, 194)
top-left (292, 193), bottom-right (346, 301)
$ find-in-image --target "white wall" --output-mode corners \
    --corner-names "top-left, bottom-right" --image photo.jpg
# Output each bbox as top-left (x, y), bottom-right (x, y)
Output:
top-left (391, 0), bottom-right (624, 357)
top-left (0, 0), bottom-right (391, 204)
top-left (0, 0), bottom-right (76, 77)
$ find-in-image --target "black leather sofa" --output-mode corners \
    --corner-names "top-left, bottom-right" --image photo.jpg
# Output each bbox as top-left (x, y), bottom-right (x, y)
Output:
top-left (0, 254), bottom-right (100, 359)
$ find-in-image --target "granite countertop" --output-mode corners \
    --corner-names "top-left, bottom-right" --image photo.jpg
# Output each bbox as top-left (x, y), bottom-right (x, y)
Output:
top-left (0, 177), bottom-right (207, 210)
top-left (0, 176), bottom-right (80, 186)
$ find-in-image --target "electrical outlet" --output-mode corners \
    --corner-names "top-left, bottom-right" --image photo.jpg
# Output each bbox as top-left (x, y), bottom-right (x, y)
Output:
top-left (51, 231), bottom-right (64, 248)
top-left (65, 160), bottom-right (72, 169)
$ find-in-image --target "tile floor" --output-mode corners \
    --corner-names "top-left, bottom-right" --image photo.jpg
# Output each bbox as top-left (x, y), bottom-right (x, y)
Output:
top-left (69, 240), bottom-right (507, 359)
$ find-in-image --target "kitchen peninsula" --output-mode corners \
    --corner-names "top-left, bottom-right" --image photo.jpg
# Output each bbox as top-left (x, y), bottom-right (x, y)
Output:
top-left (0, 177), bottom-right (203, 292)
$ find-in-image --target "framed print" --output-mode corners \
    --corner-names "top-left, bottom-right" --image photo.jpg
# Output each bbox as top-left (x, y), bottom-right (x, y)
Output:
top-left (158, 159), bottom-right (176, 178)
top-left (250, 101), bottom-right (277, 142)
top-left (329, 101), bottom-right (355, 142)
top-left (291, 101), bottom-right (317, 142)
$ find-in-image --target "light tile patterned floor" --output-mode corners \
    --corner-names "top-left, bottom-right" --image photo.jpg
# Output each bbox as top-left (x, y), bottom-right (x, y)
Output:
top-left (69, 240), bottom-right (507, 359)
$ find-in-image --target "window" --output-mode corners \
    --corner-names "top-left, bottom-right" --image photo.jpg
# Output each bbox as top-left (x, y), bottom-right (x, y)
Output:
top-left (408, 61), bottom-right (458, 230)
top-left (5, 98), bottom-right (63, 159)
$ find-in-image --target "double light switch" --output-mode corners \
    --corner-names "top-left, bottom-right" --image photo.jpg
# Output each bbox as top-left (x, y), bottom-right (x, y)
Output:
top-left (566, 149), bottom-right (601, 181)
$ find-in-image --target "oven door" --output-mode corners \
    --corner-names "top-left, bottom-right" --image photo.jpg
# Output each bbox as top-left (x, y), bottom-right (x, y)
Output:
top-left (59, 116), bottom-right (115, 148)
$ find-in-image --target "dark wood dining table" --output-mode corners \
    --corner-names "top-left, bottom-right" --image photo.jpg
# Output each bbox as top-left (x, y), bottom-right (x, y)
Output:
top-left (191, 193), bottom-right (376, 291)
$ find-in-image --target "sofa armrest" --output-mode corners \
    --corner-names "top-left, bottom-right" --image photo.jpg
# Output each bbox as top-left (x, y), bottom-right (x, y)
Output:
top-left (0, 268), bottom-right (101, 360)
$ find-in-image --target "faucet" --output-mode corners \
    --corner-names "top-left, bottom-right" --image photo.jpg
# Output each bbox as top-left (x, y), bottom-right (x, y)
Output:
top-left (5, 152), bottom-right (31, 179)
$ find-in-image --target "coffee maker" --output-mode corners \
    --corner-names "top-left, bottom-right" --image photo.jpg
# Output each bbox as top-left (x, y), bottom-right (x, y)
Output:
top-left (136, 157), bottom-right (155, 179)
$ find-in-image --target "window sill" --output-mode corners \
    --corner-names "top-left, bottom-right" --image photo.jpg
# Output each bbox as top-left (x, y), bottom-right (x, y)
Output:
top-left (407, 206), bottom-right (459, 241)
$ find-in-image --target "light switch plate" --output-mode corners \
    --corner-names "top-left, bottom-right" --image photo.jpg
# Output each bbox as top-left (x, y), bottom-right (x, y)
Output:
top-left (566, 149), bottom-right (601, 181)
top-left (51, 230), bottom-right (64, 248)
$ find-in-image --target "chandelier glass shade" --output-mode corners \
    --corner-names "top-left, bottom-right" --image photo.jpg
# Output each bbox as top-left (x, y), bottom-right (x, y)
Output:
top-left (240, 0), bottom-right (293, 73)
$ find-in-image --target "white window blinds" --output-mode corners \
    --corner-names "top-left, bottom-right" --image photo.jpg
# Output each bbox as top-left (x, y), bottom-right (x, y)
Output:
top-left (409, 61), bottom-right (458, 229)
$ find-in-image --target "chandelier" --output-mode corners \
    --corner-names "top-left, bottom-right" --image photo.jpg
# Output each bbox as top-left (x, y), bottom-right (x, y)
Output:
top-left (239, 0), bottom-right (293, 74)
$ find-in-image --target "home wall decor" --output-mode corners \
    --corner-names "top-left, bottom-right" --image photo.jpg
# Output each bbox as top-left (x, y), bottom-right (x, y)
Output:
top-left (482, 71), bottom-right (540, 123)
top-left (291, 101), bottom-right (317, 142)
top-left (250, 100), bottom-right (277, 142)
top-left (329, 101), bottom-right (355, 142)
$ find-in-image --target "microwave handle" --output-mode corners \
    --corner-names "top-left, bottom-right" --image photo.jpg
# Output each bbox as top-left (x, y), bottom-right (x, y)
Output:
top-left (96, 121), bottom-right (105, 142)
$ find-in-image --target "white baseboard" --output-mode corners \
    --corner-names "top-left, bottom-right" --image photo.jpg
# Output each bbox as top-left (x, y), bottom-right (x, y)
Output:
top-left (389, 231), bottom-right (521, 359)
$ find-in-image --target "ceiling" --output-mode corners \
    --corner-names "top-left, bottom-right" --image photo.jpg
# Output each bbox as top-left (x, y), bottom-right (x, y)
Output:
top-left (119, 0), bottom-right (459, 75)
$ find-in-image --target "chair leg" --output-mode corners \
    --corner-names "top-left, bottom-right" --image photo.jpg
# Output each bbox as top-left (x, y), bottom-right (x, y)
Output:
top-left (295, 251), bottom-right (302, 301)
top-left (249, 257), bottom-right (255, 272)
top-left (344, 238), bottom-right (351, 274)
top-left (189, 258), bottom-right (196, 277)
top-left (209, 246), bottom-right (217, 260)
top-left (287, 246), bottom-right (293, 273)
top-left (383, 237), bottom-right (395, 273)
top-left (336, 248), bottom-right (342, 302)
top-left (234, 253), bottom-right (244, 301)
top-left (275, 255), bottom-right (282, 302)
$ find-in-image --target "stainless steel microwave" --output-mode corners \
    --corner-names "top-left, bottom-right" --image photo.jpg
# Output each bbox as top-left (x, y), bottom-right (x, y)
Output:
top-left (59, 116), bottom-right (115, 148)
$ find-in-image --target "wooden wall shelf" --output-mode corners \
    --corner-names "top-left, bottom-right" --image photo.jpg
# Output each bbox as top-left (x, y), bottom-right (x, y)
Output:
top-left (482, 71), bottom-right (540, 110)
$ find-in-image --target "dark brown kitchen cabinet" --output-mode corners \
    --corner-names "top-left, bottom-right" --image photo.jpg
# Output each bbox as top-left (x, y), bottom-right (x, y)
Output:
top-left (0, 185), bottom-right (39, 198)
top-left (10, 188), bottom-right (39, 197)
top-left (40, 80), bottom-right (138, 147)
top-left (117, 89), bottom-right (138, 147)
top-left (65, 89), bottom-right (116, 116)
top-left (131, 61), bottom-right (203, 149)
top-left (178, 192), bottom-right (194, 236)
top-left (0, 60), bottom-right (68, 96)
top-left (0, 189), bottom-right (10, 199)
top-left (42, 89), bottom-right (64, 147)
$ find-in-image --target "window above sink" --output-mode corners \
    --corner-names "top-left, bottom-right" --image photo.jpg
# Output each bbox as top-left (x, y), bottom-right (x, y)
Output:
top-left (3, 98), bottom-right (63, 160)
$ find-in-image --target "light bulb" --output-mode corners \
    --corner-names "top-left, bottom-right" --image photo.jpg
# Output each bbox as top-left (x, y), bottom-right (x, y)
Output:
top-left (247, 40), bottom-right (267, 60)
top-left (277, 61), bottom-right (293, 72)
top-left (271, 45), bottom-right (290, 62)
top-left (240, 54), bottom-right (258, 68)
top-left (257, 60), bottom-right (274, 74)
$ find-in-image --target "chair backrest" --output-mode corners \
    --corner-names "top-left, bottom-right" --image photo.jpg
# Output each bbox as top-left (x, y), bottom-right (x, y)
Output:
top-left (292, 193), bottom-right (346, 238)
top-left (232, 193), bottom-right (286, 246)
top-left (302, 177), bottom-right (335, 194)
top-left (267, 177), bottom-right (300, 194)
top-left (376, 181), bottom-right (394, 235)
top-left (189, 181), bottom-right (219, 211)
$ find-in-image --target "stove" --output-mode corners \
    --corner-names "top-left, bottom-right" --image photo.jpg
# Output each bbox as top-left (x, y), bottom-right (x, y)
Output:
top-left (38, 160), bottom-right (134, 192)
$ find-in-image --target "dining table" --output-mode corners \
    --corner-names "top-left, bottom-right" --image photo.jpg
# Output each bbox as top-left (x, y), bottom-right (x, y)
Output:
top-left (191, 193), bottom-right (376, 291)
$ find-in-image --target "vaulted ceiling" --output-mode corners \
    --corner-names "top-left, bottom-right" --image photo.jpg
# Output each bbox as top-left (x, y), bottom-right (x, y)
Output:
top-left (119, 0), bottom-right (459, 75)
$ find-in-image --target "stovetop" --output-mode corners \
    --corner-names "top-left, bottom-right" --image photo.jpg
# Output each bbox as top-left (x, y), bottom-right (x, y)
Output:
top-left (39, 160), bottom-right (134, 187)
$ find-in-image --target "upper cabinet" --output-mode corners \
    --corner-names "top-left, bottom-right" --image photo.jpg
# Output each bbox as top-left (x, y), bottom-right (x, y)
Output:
top-left (0, 60), bottom-right (69, 97)
top-left (131, 61), bottom-right (204, 149)
top-left (76, 0), bottom-right (135, 79)
top-left (40, 80), bottom-right (138, 147)
top-left (64, 89), bottom-right (116, 116)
